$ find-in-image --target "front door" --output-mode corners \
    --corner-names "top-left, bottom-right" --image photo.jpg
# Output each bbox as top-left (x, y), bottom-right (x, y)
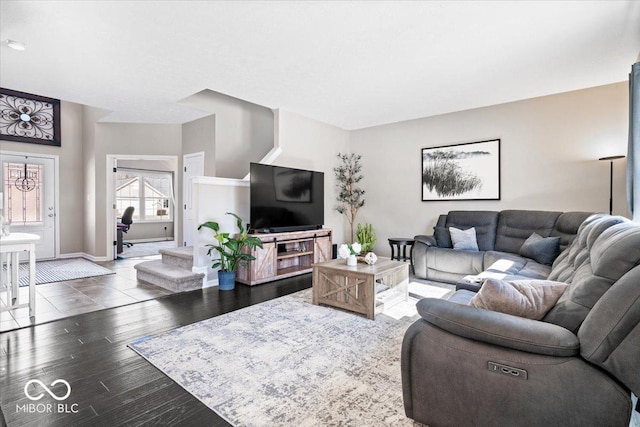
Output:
top-left (1, 153), bottom-right (57, 259)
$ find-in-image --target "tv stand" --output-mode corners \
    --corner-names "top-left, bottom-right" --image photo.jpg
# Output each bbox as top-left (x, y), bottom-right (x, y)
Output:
top-left (269, 224), bottom-right (321, 233)
top-left (236, 228), bottom-right (332, 286)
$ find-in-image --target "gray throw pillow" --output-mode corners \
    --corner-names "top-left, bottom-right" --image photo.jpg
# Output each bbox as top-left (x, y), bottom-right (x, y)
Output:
top-left (434, 227), bottom-right (452, 248)
top-left (469, 278), bottom-right (568, 320)
top-left (520, 233), bottom-right (561, 265)
top-left (449, 227), bottom-right (479, 251)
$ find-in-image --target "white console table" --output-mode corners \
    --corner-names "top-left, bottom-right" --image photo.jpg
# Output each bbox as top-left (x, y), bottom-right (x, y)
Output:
top-left (0, 233), bottom-right (40, 318)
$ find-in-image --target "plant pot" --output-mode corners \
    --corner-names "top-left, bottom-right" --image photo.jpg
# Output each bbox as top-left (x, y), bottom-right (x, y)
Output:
top-left (218, 270), bottom-right (236, 291)
top-left (347, 254), bottom-right (357, 266)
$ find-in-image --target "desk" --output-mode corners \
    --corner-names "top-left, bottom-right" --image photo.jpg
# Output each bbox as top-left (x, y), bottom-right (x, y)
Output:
top-left (0, 233), bottom-right (40, 317)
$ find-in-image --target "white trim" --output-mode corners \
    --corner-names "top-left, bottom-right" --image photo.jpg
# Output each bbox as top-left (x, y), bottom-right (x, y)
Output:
top-left (183, 151), bottom-right (205, 161)
top-left (58, 252), bottom-right (110, 262)
top-left (126, 238), bottom-right (175, 244)
top-left (192, 176), bottom-right (249, 186)
top-left (203, 279), bottom-right (219, 289)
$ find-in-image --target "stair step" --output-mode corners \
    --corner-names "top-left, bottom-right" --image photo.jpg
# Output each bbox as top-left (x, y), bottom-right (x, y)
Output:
top-left (134, 260), bottom-right (204, 293)
top-left (160, 246), bottom-right (194, 269)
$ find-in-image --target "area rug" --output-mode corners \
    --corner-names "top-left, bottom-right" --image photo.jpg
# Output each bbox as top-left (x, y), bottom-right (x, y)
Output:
top-left (5, 258), bottom-right (114, 286)
top-left (129, 284), bottom-right (449, 427)
top-left (118, 240), bottom-right (176, 259)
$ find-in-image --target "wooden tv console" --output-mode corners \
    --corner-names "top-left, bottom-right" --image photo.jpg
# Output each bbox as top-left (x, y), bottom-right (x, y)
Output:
top-left (236, 228), bottom-right (332, 286)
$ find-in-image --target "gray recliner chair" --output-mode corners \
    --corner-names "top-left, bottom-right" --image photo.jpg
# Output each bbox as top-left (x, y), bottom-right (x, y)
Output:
top-left (401, 215), bottom-right (640, 426)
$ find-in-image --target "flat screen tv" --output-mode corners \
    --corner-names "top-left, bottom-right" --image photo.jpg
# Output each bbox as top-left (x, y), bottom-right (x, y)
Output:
top-left (250, 163), bottom-right (324, 233)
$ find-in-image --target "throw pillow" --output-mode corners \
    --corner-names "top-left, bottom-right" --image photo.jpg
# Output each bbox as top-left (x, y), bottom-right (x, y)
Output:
top-left (449, 227), bottom-right (479, 251)
top-left (519, 233), bottom-right (561, 265)
top-left (434, 227), bottom-right (453, 248)
top-left (469, 278), bottom-right (568, 320)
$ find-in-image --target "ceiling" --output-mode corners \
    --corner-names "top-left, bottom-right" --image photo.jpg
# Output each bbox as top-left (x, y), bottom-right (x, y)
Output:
top-left (1, 1), bottom-right (638, 130)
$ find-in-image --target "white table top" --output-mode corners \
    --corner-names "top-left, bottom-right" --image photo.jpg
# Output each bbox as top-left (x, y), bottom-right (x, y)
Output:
top-left (0, 232), bottom-right (41, 244)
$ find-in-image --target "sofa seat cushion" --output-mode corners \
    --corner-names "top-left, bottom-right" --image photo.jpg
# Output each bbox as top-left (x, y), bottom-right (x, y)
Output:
top-left (482, 251), bottom-right (551, 280)
top-left (469, 278), bottom-right (568, 320)
top-left (423, 247), bottom-right (484, 284)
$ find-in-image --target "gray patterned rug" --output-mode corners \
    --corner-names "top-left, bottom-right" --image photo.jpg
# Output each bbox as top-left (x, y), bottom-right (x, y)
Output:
top-left (129, 285), bottom-right (449, 426)
top-left (5, 258), bottom-right (114, 287)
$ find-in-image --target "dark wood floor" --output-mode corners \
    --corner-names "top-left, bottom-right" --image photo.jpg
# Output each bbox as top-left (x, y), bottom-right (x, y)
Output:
top-left (0, 275), bottom-right (311, 427)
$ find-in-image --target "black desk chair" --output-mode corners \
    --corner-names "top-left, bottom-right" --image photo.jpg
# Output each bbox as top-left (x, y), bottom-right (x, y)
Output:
top-left (117, 206), bottom-right (135, 248)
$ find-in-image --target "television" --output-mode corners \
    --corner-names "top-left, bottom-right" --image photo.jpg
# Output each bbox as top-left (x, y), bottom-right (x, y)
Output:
top-left (250, 163), bottom-right (324, 233)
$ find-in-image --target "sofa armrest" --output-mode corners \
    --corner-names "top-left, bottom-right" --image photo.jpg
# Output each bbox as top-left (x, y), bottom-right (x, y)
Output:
top-left (414, 234), bottom-right (436, 246)
top-left (417, 298), bottom-right (579, 357)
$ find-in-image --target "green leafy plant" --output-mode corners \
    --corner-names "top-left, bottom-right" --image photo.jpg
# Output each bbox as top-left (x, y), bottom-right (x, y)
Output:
top-left (197, 212), bottom-right (263, 272)
top-left (356, 223), bottom-right (376, 253)
top-left (334, 152), bottom-right (365, 242)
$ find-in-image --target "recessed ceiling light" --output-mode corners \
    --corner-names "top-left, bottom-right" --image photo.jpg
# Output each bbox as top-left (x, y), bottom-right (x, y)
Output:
top-left (6, 39), bottom-right (26, 51)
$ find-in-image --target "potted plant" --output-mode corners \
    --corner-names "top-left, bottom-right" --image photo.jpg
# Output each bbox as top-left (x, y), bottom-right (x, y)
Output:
top-left (356, 223), bottom-right (376, 253)
top-left (334, 152), bottom-right (365, 242)
top-left (197, 212), bottom-right (263, 291)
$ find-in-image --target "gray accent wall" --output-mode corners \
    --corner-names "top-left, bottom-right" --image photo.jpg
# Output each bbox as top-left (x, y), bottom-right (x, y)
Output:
top-left (351, 82), bottom-right (629, 256)
top-left (179, 90), bottom-right (274, 178)
top-left (182, 115), bottom-right (216, 176)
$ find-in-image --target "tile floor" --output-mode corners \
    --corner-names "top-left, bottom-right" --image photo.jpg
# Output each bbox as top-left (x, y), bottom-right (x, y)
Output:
top-left (0, 255), bottom-right (172, 332)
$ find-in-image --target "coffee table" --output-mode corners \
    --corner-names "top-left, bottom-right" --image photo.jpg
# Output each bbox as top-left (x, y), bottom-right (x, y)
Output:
top-left (312, 257), bottom-right (409, 319)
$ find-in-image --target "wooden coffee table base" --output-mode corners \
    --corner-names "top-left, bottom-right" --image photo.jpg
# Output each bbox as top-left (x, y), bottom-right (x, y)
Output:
top-left (312, 258), bottom-right (409, 319)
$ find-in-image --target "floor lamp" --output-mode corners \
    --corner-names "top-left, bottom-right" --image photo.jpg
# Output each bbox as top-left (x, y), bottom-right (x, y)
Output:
top-left (598, 155), bottom-right (625, 215)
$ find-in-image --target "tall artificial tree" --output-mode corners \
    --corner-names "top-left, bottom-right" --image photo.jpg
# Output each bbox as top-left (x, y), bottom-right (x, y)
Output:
top-left (334, 152), bottom-right (365, 242)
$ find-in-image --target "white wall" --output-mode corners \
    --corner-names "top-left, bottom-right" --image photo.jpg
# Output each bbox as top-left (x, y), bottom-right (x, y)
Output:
top-left (275, 109), bottom-right (351, 245)
top-left (351, 82), bottom-right (629, 257)
top-left (192, 177), bottom-right (250, 283)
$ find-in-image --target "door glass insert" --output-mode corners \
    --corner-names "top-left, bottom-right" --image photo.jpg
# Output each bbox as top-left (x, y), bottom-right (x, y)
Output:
top-left (3, 162), bottom-right (43, 225)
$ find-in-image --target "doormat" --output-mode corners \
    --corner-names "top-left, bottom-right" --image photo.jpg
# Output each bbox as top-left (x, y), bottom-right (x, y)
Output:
top-left (129, 285), bottom-right (450, 427)
top-left (2, 258), bottom-right (114, 286)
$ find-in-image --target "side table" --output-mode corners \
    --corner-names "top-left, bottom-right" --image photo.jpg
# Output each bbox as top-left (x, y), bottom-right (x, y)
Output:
top-left (0, 233), bottom-right (40, 318)
top-left (388, 238), bottom-right (414, 262)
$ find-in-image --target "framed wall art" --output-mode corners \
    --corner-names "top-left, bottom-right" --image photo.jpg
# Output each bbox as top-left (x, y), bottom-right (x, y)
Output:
top-left (422, 139), bottom-right (500, 201)
top-left (0, 88), bottom-right (61, 147)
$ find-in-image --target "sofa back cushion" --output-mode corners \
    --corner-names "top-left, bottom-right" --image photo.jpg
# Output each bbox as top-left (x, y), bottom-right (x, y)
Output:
top-left (444, 211), bottom-right (499, 251)
top-left (550, 211), bottom-right (593, 251)
top-left (544, 216), bottom-right (635, 333)
top-left (494, 210), bottom-right (561, 254)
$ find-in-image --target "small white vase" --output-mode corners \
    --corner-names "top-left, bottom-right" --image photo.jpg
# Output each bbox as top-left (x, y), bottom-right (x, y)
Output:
top-left (347, 254), bottom-right (357, 266)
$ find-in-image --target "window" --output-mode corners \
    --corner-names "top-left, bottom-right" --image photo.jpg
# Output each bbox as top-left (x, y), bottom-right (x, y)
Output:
top-left (116, 169), bottom-right (173, 221)
top-left (3, 162), bottom-right (43, 225)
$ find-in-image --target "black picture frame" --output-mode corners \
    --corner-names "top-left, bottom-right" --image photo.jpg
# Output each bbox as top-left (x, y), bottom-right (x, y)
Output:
top-left (0, 88), bottom-right (61, 147)
top-left (421, 139), bottom-right (501, 201)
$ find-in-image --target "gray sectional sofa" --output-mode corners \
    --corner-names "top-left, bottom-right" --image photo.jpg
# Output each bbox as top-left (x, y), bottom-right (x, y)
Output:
top-left (411, 209), bottom-right (593, 286)
top-left (402, 213), bottom-right (640, 426)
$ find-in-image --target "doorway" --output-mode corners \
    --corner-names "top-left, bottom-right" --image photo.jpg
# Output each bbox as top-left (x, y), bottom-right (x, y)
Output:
top-left (106, 155), bottom-right (179, 261)
top-left (0, 152), bottom-right (58, 259)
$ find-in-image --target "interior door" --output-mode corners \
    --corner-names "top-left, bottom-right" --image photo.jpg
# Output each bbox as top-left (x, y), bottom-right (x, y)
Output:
top-left (183, 152), bottom-right (204, 247)
top-left (1, 153), bottom-right (57, 259)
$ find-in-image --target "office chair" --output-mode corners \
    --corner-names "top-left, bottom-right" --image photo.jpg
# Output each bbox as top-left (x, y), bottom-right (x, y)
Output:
top-left (117, 206), bottom-right (135, 248)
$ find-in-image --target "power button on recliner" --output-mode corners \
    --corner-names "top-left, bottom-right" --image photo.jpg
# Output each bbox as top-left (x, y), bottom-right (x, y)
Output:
top-left (488, 362), bottom-right (528, 380)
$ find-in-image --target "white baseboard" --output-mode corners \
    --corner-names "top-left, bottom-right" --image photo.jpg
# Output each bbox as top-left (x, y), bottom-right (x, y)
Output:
top-left (58, 252), bottom-right (110, 262)
top-left (127, 238), bottom-right (176, 244)
top-left (203, 279), bottom-right (219, 289)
